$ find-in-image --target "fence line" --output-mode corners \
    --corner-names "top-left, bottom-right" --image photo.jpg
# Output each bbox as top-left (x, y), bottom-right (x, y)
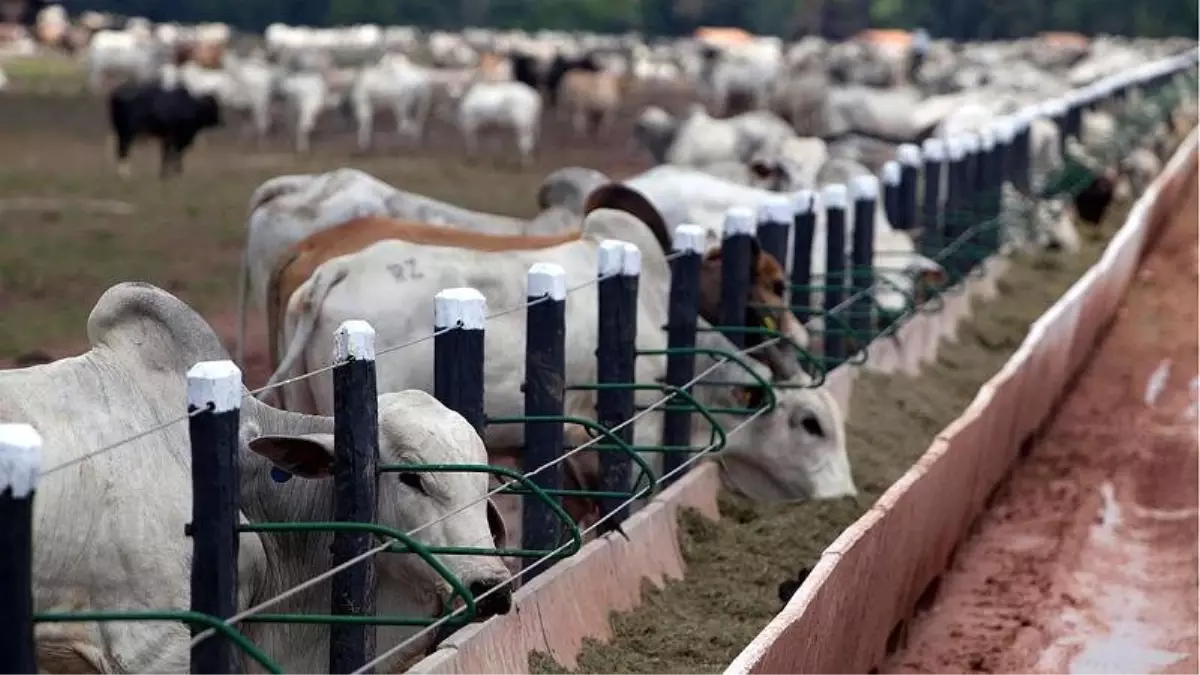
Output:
top-left (0, 48), bottom-right (1195, 675)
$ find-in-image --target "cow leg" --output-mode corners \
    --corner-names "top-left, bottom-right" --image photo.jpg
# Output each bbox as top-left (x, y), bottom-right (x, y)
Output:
top-left (571, 108), bottom-right (586, 137)
top-left (516, 127), bottom-right (536, 167)
top-left (114, 132), bottom-right (134, 179)
top-left (355, 101), bottom-right (373, 153)
top-left (392, 101), bottom-right (412, 141)
top-left (462, 126), bottom-right (479, 163)
top-left (158, 140), bottom-right (176, 179)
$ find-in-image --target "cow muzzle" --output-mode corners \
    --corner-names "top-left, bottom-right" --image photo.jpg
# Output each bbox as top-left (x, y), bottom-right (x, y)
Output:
top-left (468, 579), bottom-right (513, 618)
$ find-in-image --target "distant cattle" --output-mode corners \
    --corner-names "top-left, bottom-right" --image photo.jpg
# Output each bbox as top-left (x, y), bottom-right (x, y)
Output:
top-left (108, 74), bottom-right (222, 178)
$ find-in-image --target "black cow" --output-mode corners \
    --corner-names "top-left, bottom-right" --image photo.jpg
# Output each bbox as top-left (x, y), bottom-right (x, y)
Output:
top-left (108, 78), bottom-right (223, 179)
top-left (508, 50), bottom-right (603, 109)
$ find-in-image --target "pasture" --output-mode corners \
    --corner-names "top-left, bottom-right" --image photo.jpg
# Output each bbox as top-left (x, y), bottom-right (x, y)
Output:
top-left (0, 65), bottom-right (664, 380)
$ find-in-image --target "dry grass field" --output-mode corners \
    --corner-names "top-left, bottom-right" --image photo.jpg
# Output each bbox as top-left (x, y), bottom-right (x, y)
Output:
top-left (0, 57), bottom-right (674, 384)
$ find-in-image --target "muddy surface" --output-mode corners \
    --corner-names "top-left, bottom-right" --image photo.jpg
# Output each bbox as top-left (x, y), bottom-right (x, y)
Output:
top-left (882, 171), bottom-right (1199, 674)
top-left (529, 198), bottom-right (1137, 673)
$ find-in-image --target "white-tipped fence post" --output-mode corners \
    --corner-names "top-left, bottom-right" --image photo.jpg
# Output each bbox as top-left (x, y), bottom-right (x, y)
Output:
top-left (433, 288), bottom-right (488, 433)
top-left (720, 206), bottom-right (756, 349)
top-left (596, 241), bottom-right (639, 525)
top-left (330, 321), bottom-right (379, 674)
top-left (896, 144), bottom-right (922, 232)
top-left (822, 183), bottom-right (849, 365)
top-left (790, 190), bottom-right (818, 324)
top-left (1012, 115), bottom-right (1032, 194)
top-left (523, 262), bottom-right (566, 578)
top-left (944, 135), bottom-right (967, 281)
top-left (881, 160), bottom-right (901, 227)
top-left (0, 423), bottom-right (41, 674)
top-left (756, 195), bottom-right (792, 271)
top-left (661, 224), bottom-right (705, 481)
top-left (187, 361), bottom-right (243, 675)
top-left (978, 128), bottom-right (998, 262)
top-left (920, 138), bottom-right (946, 257)
top-left (850, 175), bottom-right (879, 345)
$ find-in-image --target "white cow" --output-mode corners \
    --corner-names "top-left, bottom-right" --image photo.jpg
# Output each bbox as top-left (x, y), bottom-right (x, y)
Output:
top-left (3, 282), bottom-right (510, 674)
top-left (582, 164), bottom-right (944, 318)
top-left (267, 207), bottom-right (855, 506)
top-left (275, 70), bottom-right (348, 153)
top-left (633, 104), bottom-right (796, 168)
top-left (84, 29), bottom-right (162, 91)
top-left (454, 79), bottom-right (543, 164)
top-left (348, 54), bottom-right (436, 152)
top-left (235, 168), bottom-right (614, 367)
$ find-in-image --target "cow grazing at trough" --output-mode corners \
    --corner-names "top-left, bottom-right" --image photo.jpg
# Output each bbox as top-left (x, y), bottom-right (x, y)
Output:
top-left (108, 71), bottom-right (222, 178)
top-left (262, 196), bottom-right (854, 530)
top-left (262, 186), bottom-right (808, 390)
top-left (551, 164), bottom-right (945, 320)
top-left (3, 282), bottom-right (511, 673)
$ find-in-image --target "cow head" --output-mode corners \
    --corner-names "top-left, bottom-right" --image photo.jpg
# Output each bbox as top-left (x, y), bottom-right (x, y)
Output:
top-left (698, 242), bottom-right (807, 382)
top-left (246, 390), bottom-right (512, 659)
top-left (1071, 166), bottom-right (1117, 226)
top-left (747, 158), bottom-right (793, 192)
top-left (713, 370), bottom-right (855, 501)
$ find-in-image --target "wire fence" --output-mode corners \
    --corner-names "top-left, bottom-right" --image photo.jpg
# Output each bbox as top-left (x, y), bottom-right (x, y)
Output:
top-left (0, 48), bottom-right (1195, 675)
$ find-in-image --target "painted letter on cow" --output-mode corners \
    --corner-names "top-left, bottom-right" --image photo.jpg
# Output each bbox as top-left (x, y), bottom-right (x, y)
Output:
top-left (387, 258), bottom-right (423, 282)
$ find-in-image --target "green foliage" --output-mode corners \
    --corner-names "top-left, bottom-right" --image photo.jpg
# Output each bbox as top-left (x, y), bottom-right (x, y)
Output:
top-left (69, 0), bottom-right (1199, 39)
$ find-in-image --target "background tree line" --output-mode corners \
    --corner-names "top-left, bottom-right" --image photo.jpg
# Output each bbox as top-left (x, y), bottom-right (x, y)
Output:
top-left (54, 0), bottom-right (1199, 42)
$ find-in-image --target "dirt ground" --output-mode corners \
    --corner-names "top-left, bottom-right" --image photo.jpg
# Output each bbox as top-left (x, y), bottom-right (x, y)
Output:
top-left (882, 170), bottom-right (1199, 674)
top-left (0, 78), bottom-right (673, 379)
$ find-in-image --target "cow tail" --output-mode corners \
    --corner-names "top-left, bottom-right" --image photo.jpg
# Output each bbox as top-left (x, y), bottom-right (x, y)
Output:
top-left (258, 262), bottom-right (347, 407)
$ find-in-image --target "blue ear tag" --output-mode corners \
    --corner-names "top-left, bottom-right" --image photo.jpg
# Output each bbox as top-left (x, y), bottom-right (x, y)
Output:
top-left (270, 467), bottom-right (294, 483)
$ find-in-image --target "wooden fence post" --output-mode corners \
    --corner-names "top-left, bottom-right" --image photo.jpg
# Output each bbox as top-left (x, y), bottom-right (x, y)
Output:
top-left (187, 361), bottom-right (244, 675)
top-left (596, 240), bottom-right (639, 523)
top-left (329, 320), bottom-right (379, 674)
top-left (0, 423), bottom-right (41, 675)
top-left (433, 288), bottom-right (487, 433)
top-left (660, 225), bottom-right (705, 480)
top-left (522, 262), bottom-right (566, 578)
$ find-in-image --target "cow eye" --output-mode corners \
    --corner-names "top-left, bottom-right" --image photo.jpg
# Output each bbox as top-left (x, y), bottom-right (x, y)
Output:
top-left (739, 386), bottom-right (767, 409)
top-left (772, 280), bottom-right (786, 296)
top-left (398, 472), bottom-right (426, 493)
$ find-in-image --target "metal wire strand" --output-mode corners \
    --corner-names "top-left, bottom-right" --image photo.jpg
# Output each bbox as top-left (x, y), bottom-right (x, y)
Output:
top-left (40, 406), bottom-right (209, 477)
top-left (244, 270), bottom-right (623, 401)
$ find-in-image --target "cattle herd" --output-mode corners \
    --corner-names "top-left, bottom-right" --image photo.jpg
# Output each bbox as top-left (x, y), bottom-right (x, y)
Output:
top-left (0, 5), bottom-right (1198, 674)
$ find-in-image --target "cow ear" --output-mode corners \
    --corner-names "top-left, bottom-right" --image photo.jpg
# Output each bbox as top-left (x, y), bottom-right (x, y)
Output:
top-left (486, 499), bottom-right (509, 549)
top-left (249, 433), bottom-right (336, 480)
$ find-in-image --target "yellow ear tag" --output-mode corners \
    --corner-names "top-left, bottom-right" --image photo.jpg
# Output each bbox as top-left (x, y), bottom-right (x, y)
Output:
top-left (762, 315), bottom-right (777, 332)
